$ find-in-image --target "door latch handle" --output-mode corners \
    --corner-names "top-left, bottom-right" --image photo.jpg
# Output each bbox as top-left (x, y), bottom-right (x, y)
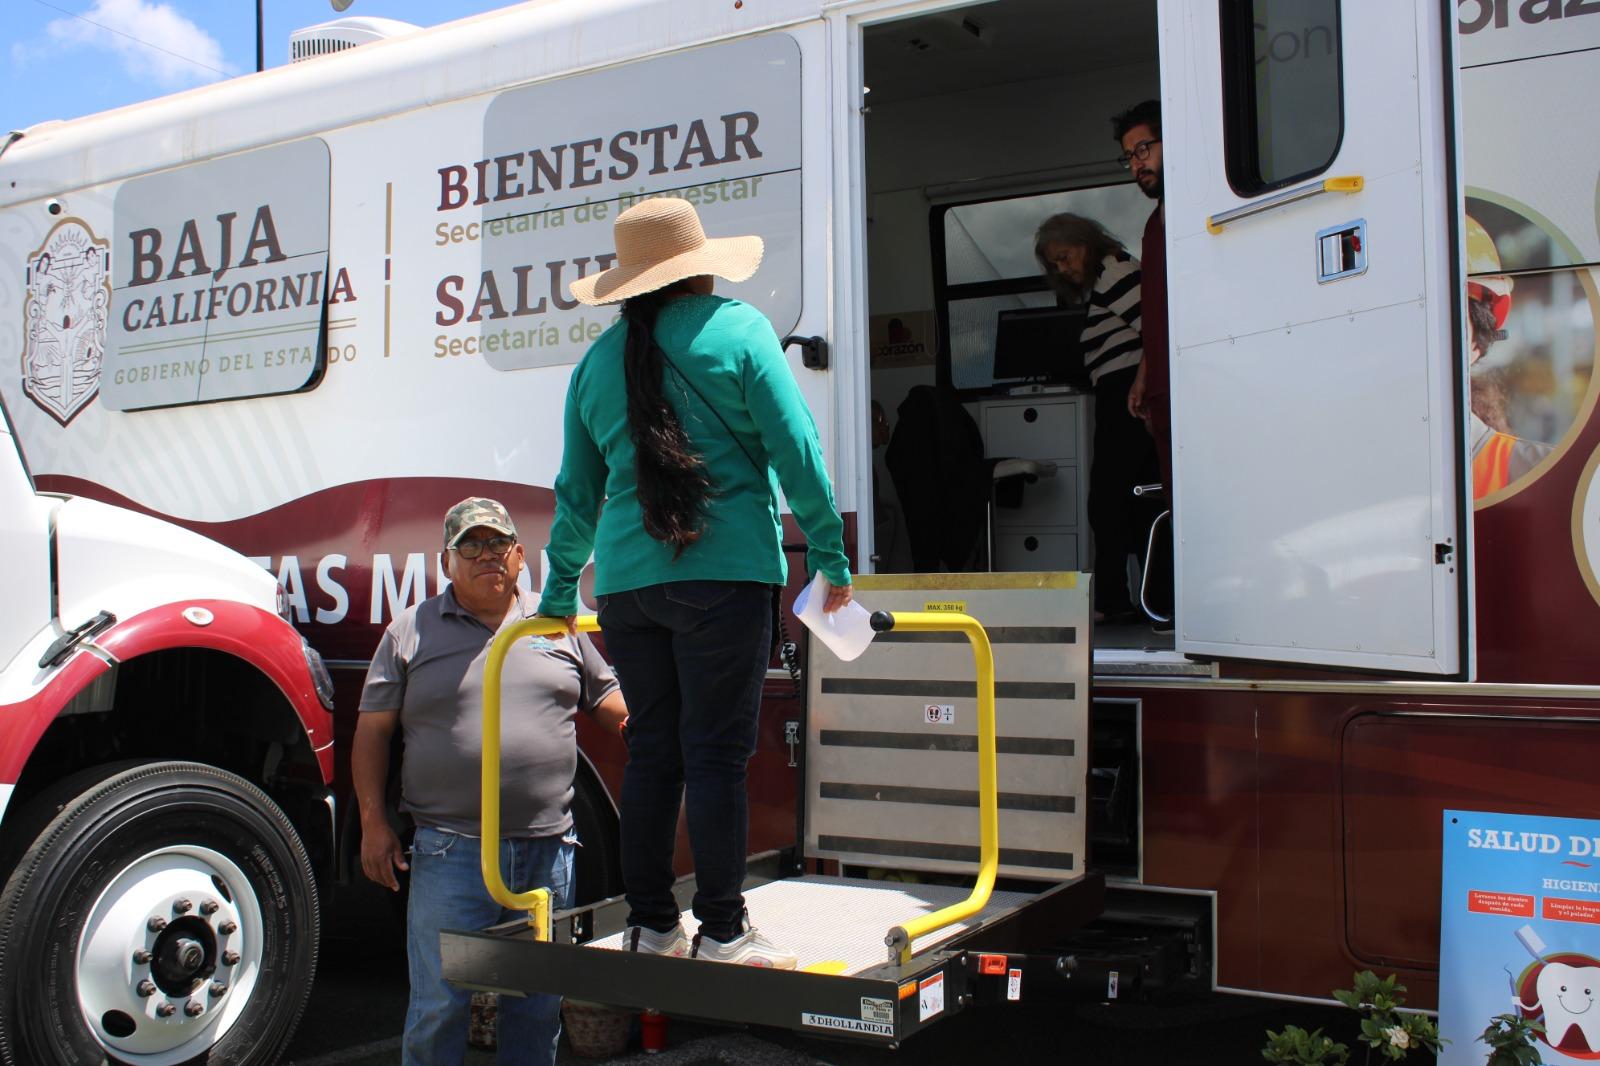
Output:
top-left (1207, 175), bottom-right (1363, 234)
top-left (782, 335), bottom-right (829, 370)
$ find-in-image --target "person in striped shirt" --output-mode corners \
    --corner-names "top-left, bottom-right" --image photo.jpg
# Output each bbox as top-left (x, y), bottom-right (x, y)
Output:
top-left (1035, 213), bottom-right (1159, 623)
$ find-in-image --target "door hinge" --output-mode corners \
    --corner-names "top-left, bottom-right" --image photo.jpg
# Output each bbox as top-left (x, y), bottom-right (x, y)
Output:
top-left (1434, 543), bottom-right (1454, 565)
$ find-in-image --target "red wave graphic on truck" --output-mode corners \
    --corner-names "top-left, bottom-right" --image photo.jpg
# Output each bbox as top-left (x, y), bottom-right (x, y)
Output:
top-left (36, 474), bottom-right (558, 662)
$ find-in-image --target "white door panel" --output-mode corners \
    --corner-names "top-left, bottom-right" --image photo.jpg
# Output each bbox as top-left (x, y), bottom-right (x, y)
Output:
top-left (1177, 303), bottom-right (1443, 668)
top-left (1162, 0), bottom-right (1465, 674)
top-left (1173, 171), bottom-right (1434, 353)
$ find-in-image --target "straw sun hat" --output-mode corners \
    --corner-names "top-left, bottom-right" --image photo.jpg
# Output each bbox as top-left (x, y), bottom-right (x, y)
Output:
top-left (568, 197), bottom-right (764, 306)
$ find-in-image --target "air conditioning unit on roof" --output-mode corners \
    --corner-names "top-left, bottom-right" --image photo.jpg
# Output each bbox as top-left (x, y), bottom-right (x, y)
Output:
top-left (288, 16), bottom-right (420, 63)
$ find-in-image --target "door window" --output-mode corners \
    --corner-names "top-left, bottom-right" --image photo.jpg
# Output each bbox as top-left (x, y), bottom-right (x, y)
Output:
top-left (1221, 0), bottom-right (1344, 195)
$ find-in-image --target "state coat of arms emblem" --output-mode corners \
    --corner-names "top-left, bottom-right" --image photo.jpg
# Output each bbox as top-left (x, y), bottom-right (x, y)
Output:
top-left (21, 219), bottom-right (111, 426)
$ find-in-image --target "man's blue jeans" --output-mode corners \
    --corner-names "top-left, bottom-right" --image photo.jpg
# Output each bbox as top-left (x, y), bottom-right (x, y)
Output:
top-left (404, 825), bottom-right (575, 1066)
top-left (598, 581), bottom-right (772, 942)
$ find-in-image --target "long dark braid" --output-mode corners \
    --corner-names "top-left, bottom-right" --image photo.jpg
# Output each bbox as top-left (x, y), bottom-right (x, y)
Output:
top-left (621, 285), bottom-right (712, 557)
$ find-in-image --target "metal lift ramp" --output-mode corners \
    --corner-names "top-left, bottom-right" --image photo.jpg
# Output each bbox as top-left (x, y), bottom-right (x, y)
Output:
top-left (806, 572), bottom-right (1087, 883)
top-left (440, 572), bottom-right (1101, 1048)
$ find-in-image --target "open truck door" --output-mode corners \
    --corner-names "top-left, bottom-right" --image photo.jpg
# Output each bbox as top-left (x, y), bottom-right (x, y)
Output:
top-left (1161, 0), bottom-right (1468, 674)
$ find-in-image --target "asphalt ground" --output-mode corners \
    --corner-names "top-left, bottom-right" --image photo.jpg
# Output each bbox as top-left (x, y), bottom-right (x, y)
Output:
top-left (285, 921), bottom-right (1366, 1066)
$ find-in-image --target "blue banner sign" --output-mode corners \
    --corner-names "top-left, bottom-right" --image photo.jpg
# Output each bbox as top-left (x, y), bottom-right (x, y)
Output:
top-left (1441, 809), bottom-right (1600, 1064)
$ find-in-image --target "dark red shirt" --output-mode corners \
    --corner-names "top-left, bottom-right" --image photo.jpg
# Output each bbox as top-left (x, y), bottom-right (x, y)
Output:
top-left (1139, 206), bottom-right (1169, 398)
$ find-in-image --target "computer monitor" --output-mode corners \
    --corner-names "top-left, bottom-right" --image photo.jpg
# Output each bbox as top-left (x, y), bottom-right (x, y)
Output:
top-left (990, 305), bottom-right (1086, 385)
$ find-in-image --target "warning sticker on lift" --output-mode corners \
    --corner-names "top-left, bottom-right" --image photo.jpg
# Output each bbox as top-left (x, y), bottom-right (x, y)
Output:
top-left (924, 600), bottom-right (967, 613)
top-left (924, 703), bottom-right (955, 725)
top-left (1007, 967), bottom-right (1022, 1001)
top-left (801, 1012), bottom-right (894, 1036)
top-left (860, 997), bottom-right (894, 1024)
top-left (918, 970), bottom-right (946, 1021)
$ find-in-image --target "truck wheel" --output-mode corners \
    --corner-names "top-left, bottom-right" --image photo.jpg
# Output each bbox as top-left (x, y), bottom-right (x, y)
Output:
top-left (0, 761), bottom-right (318, 1066)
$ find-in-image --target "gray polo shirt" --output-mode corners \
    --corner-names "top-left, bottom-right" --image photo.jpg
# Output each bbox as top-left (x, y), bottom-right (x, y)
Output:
top-left (359, 585), bottom-right (618, 838)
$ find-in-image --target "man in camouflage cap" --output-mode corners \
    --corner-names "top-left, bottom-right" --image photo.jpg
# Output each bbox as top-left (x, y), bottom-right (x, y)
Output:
top-left (442, 496), bottom-right (517, 549)
top-left (353, 497), bottom-right (627, 1066)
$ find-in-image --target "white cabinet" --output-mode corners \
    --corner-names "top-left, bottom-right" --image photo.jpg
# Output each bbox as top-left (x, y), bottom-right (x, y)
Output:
top-left (978, 394), bottom-right (1090, 572)
top-left (982, 397), bottom-right (1081, 462)
top-left (993, 530), bottom-right (1079, 572)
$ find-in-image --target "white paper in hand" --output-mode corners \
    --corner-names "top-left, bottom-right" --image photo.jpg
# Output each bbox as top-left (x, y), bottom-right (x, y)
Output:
top-left (792, 572), bottom-right (875, 662)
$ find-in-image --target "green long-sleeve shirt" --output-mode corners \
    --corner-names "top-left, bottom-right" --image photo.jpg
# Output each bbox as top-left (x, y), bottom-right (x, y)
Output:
top-left (539, 295), bottom-right (851, 616)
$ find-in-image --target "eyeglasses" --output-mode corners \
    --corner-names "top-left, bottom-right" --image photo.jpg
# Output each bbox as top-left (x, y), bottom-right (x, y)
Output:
top-left (451, 536), bottom-right (516, 559)
top-left (1117, 139), bottom-right (1160, 169)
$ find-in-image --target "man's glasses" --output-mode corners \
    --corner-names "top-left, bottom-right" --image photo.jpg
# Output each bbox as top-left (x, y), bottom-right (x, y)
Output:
top-left (451, 536), bottom-right (516, 559)
top-left (1117, 139), bottom-right (1160, 169)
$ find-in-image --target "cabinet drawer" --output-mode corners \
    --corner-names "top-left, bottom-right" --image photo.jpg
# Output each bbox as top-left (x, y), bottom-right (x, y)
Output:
top-left (983, 398), bottom-right (1079, 461)
top-left (993, 465), bottom-right (1079, 529)
top-left (994, 531), bottom-right (1079, 572)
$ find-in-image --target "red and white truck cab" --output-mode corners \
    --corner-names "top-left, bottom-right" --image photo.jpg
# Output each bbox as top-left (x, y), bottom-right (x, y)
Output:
top-left (0, 398), bottom-right (333, 1064)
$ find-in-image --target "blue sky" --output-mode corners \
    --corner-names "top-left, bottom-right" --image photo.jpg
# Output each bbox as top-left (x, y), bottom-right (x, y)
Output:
top-left (5, 0), bottom-right (516, 132)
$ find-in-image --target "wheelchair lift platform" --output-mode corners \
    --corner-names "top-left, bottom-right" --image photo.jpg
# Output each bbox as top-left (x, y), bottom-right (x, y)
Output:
top-left (585, 875), bottom-right (1033, 973)
top-left (444, 574), bottom-right (1101, 1047)
top-left (443, 857), bottom-right (1103, 1047)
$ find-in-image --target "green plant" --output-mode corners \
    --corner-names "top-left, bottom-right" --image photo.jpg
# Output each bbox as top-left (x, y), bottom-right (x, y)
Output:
top-left (1262, 1024), bottom-right (1351, 1065)
top-left (1478, 1012), bottom-right (1544, 1066)
top-left (1264, 971), bottom-right (1450, 1065)
top-left (1330, 971), bottom-right (1446, 1062)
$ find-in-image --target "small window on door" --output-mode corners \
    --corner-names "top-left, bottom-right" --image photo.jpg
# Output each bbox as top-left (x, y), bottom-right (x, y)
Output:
top-left (1220, 0), bottom-right (1344, 196)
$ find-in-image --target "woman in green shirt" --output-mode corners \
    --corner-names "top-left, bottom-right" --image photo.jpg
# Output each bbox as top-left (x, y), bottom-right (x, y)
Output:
top-left (540, 197), bottom-right (851, 968)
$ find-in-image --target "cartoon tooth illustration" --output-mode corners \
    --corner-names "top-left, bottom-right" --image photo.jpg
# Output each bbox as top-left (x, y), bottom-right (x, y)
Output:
top-left (1536, 962), bottom-right (1600, 1051)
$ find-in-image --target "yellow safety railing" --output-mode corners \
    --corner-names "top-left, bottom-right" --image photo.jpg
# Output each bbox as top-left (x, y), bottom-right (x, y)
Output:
top-left (868, 610), bottom-right (999, 966)
top-left (482, 614), bottom-right (601, 934)
top-left (482, 607), bottom-right (1001, 962)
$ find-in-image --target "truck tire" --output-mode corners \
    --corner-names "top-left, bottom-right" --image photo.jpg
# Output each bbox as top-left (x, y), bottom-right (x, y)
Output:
top-left (0, 761), bottom-right (319, 1066)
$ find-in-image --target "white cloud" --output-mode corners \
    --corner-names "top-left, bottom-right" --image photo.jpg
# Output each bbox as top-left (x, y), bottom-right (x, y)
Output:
top-left (39, 0), bottom-right (235, 88)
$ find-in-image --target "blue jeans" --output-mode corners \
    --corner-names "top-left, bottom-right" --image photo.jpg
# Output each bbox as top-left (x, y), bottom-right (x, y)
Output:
top-left (404, 825), bottom-right (575, 1066)
top-left (598, 581), bottom-right (772, 941)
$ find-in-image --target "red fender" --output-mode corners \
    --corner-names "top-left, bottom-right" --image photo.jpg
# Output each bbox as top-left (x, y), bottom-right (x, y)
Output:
top-left (0, 601), bottom-right (333, 788)
top-left (0, 653), bottom-right (109, 786)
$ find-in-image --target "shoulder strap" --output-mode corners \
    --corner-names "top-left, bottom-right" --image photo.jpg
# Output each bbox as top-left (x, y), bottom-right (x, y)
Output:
top-left (656, 342), bottom-right (768, 480)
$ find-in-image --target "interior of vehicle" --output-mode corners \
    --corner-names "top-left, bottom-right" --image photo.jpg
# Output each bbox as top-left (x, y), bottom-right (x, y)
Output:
top-left (859, 0), bottom-right (1173, 659)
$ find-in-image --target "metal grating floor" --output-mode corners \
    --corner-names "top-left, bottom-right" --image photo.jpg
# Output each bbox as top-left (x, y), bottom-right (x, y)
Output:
top-left (586, 875), bottom-right (1033, 975)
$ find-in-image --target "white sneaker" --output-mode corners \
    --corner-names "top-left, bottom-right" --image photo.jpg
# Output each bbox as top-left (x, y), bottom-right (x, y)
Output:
top-left (625, 924), bottom-right (688, 957)
top-left (691, 926), bottom-right (797, 969)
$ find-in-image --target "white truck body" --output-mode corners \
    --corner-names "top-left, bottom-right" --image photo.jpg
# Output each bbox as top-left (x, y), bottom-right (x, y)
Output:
top-left (0, 0), bottom-right (1499, 676)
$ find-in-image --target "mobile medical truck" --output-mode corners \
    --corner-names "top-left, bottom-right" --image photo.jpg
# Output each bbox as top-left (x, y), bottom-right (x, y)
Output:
top-left (3, 0), bottom-right (1598, 1059)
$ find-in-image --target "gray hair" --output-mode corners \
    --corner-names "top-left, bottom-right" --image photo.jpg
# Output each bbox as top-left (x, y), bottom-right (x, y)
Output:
top-left (1033, 213), bottom-right (1126, 301)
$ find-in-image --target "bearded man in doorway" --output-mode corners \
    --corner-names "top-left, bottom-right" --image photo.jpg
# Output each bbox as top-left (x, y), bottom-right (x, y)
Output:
top-left (1113, 99), bottom-right (1173, 629)
top-left (1115, 99), bottom-right (1169, 488)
